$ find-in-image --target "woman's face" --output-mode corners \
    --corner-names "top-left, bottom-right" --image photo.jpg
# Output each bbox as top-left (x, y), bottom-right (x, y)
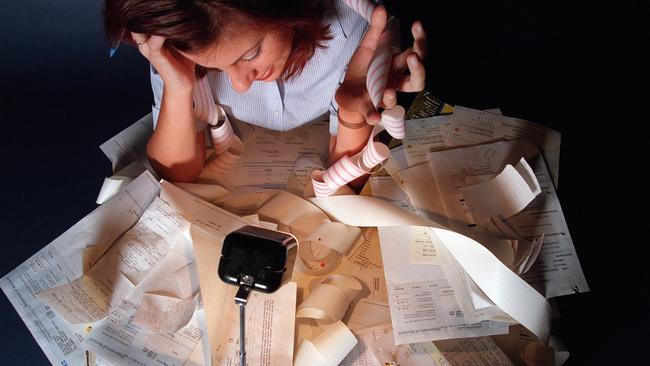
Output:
top-left (180, 25), bottom-right (293, 93)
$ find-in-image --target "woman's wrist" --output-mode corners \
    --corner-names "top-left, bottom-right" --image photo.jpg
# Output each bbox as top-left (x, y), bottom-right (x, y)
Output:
top-left (163, 83), bottom-right (194, 99)
top-left (337, 108), bottom-right (366, 128)
top-left (161, 87), bottom-right (194, 115)
top-left (338, 116), bottom-right (367, 129)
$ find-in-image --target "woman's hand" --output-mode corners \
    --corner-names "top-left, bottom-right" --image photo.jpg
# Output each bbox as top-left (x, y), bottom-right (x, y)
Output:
top-left (334, 7), bottom-right (428, 123)
top-left (335, 6), bottom-right (388, 125)
top-left (382, 21), bottom-right (428, 110)
top-left (131, 32), bottom-right (204, 182)
top-left (131, 32), bottom-right (196, 95)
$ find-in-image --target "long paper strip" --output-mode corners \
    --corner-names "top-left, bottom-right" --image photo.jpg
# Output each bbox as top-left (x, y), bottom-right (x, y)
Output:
top-left (296, 274), bottom-right (362, 324)
top-left (294, 321), bottom-right (358, 366)
top-left (309, 195), bottom-right (552, 342)
top-left (256, 191), bottom-right (361, 275)
top-left (192, 77), bottom-right (245, 175)
top-left (459, 158), bottom-right (541, 224)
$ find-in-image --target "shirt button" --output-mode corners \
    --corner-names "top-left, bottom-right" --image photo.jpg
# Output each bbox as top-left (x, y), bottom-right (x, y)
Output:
top-left (273, 110), bottom-right (280, 117)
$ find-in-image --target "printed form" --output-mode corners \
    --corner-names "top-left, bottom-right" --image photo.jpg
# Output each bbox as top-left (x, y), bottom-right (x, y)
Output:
top-left (36, 197), bottom-right (189, 324)
top-left (233, 120), bottom-right (330, 188)
top-left (371, 331), bottom-right (514, 366)
top-left (0, 172), bottom-right (161, 366)
top-left (427, 141), bottom-right (587, 297)
top-left (378, 226), bottom-right (509, 345)
top-left (3, 173), bottom-right (301, 366)
top-left (82, 229), bottom-right (203, 366)
top-left (401, 139), bottom-right (588, 297)
top-left (446, 106), bottom-right (561, 187)
top-left (164, 184), bottom-right (297, 365)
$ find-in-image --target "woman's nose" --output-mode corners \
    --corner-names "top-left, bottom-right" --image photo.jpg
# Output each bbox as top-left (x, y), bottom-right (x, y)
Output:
top-left (227, 65), bottom-right (255, 93)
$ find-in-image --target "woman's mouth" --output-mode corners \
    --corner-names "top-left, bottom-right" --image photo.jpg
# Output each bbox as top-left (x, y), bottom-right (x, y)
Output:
top-left (256, 67), bottom-right (273, 81)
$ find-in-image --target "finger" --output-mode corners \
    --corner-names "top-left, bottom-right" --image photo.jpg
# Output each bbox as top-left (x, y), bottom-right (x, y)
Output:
top-left (358, 6), bottom-right (388, 55)
top-left (395, 53), bottom-right (426, 92)
top-left (391, 47), bottom-right (412, 74)
top-left (345, 6), bottom-right (389, 77)
top-left (382, 88), bottom-right (397, 109)
top-left (359, 99), bottom-right (381, 125)
top-left (411, 21), bottom-right (428, 60)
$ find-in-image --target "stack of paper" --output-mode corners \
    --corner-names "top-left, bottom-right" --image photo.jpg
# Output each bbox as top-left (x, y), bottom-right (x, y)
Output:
top-left (1, 100), bottom-right (588, 366)
top-left (397, 106), bottom-right (588, 298)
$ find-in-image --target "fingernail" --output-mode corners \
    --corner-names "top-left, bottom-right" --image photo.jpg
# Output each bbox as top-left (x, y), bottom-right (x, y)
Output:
top-left (408, 56), bottom-right (417, 66)
top-left (415, 22), bottom-right (423, 33)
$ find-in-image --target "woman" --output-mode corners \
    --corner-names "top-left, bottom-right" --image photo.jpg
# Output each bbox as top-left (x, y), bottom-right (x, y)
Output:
top-left (104, 0), bottom-right (427, 182)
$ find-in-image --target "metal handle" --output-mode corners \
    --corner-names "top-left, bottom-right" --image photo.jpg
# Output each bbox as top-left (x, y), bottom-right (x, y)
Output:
top-left (235, 285), bottom-right (252, 366)
top-left (238, 302), bottom-right (246, 366)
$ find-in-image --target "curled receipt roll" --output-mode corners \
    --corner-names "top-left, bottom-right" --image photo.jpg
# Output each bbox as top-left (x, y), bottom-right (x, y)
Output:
top-left (192, 77), bottom-right (244, 175)
top-left (293, 320), bottom-right (358, 366)
top-left (311, 107), bottom-right (406, 198)
top-left (312, 0), bottom-right (406, 198)
top-left (343, 0), bottom-right (401, 108)
top-left (296, 274), bottom-right (362, 324)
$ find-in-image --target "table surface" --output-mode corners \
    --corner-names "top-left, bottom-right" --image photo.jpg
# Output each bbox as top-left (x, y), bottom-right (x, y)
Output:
top-left (0, 1), bottom-right (646, 365)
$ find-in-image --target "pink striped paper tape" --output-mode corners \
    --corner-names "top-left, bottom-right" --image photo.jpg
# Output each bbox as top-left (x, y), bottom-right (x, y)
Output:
top-left (381, 105), bottom-right (405, 139)
top-left (343, 0), bottom-right (375, 25)
top-left (311, 105), bottom-right (404, 198)
top-left (192, 77), bottom-right (244, 174)
top-left (311, 0), bottom-right (407, 197)
top-left (344, 0), bottom-right (400, 109)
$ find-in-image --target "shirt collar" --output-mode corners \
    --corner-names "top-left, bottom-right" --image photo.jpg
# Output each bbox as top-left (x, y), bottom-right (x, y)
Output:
top-left (324, 0), bottom-right (357, 39)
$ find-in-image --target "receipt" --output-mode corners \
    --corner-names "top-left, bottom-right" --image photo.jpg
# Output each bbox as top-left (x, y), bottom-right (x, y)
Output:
top-left (379, 226), bottom-right (509, 345)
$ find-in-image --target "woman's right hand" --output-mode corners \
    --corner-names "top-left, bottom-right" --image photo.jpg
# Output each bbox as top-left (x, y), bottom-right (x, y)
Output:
top-left (131, 32), bottom-right (196, 95)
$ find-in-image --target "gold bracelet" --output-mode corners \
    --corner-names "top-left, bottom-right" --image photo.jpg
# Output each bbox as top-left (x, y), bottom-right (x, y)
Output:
top-left (338, 117), bottom-right (367, 129)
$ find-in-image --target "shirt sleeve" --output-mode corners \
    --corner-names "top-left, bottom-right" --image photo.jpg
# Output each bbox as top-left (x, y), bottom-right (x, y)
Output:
top-left (149, 64), bottom-right (209, 136)
top-left (150, 64), bottom-right (164, 130)
top-left (329, 105), bottom-right (339, 136)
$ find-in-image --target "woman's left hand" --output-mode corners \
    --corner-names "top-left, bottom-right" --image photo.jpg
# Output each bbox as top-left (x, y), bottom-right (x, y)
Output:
top-left (335, 6), bottom-right (428, 124)
top-left (335, 6), bottom-right (389, 125)
top-left (382, 20), bottom-right (428, 110)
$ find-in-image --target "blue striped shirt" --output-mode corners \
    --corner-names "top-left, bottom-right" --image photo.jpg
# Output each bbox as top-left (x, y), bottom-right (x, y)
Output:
top-left (150, 0), bottom-right (369, 136)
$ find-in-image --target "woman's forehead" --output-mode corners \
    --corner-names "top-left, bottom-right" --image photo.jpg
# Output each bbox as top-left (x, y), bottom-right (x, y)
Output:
top-left (182, 28), bottom-right (263, 69)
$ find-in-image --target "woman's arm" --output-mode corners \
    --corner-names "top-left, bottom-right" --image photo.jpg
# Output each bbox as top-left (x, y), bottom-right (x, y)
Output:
top-left (329, 6), bottom-right (388, 164)
top-left (330, 6), bottom-right (427, 172)
top-left (146, 87), bottom-right (206, 182)
top-left (131, 33), bottom-right (205, 182)
top-left (328, 108), bottom-right (372, 164)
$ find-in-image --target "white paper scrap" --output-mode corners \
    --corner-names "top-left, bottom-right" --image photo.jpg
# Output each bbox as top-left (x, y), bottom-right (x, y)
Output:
top-left (294, 321), bottom-right (358, 366)
top-left (459, 158), bottom-right (541, 224)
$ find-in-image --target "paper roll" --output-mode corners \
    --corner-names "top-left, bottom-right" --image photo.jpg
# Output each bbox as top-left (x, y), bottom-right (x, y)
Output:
top-left (293, 338), bottom-right (328, 366)
top-left (294, 321), bottom-right (358, 366)
top-left (301, 221), bottom-right (361, 260)
top-left (311, 0), bottom-right (406, 198)
top-left (193, 76), bottom-right (245, 177)
top-left (297, 275), bottom-right (362, 323)
top-left (311, 108), bottom-right (405, 198)
top-left (308, 194), bottom-right (552, 342)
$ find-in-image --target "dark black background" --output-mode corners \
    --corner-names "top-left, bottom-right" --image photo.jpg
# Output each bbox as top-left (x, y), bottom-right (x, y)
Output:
top-left (1, 0), bottom-right (647, 364)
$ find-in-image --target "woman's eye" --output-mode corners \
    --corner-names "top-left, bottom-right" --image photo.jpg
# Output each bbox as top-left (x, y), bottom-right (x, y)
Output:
top-left (241, 46), bottom-right (261, 63)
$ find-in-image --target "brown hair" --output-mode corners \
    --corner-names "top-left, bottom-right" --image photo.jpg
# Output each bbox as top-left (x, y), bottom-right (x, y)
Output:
top-left (104, 0), bottom-right (333, 79)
